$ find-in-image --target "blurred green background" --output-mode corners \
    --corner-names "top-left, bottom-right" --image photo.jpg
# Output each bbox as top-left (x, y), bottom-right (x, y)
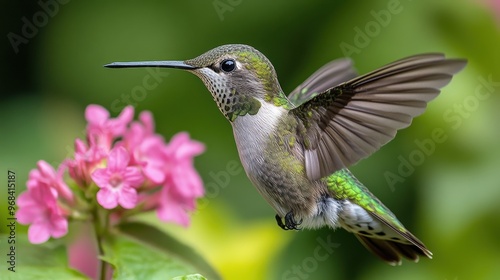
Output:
top-left (1, 0), bottom-right (499, 279)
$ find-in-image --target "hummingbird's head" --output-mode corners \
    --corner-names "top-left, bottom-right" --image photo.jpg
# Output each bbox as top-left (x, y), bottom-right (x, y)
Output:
top-left (184, 44), bottom-right (285, 120)
top-left (105, 44), bottom-right (286, 121)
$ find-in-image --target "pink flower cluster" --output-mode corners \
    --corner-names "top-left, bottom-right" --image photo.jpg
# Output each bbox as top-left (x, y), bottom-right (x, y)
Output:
top-left (17, 105), bottom-right (205, 244)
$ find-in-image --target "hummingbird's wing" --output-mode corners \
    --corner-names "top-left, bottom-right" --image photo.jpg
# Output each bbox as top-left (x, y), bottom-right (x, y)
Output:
top-left (290, 53), bottom-right (467, 180)
top-left (288, 58), bottom-right (358, 106)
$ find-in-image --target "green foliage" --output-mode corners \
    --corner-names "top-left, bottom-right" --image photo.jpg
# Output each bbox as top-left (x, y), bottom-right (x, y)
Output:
top-left (0, 234), bottom-right (87, 280)
top-left (103, 237), bottom-right (198, 280)
top-left (0, 227), bottom-right (215, 280)
top-left (171, 274), bottom-right (207, 280)
top-left (116, 222), bottom-right (219, 280)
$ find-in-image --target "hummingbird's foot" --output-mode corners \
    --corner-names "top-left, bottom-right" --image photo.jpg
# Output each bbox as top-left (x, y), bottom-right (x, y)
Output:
top-left (275, 212), bottom-right (302, 230)
top-left (275, 214), bottom-right (287, 230)
top-left (285, 212), bottom-right (302, 230)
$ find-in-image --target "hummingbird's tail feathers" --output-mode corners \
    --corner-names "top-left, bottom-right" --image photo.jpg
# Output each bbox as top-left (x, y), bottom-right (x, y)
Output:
top-left (369, 210), bottom-right (432, 257)
top-left (354, 233), bottom-right (430, 266)
top-left (331, 173), bottom-right (433, 265)
top-left (343, 207), bottom-right (433, 265)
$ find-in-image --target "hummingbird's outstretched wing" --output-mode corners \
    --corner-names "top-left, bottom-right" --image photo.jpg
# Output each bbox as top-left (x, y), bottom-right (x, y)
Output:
top-left (288, 58), bottom-right (358, 106)
top-left (290, 53), bottom-right (467, 180)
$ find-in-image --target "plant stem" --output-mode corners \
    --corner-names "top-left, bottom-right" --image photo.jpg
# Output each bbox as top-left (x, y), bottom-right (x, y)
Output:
top-left (93, 206), bottom-right (109, 280)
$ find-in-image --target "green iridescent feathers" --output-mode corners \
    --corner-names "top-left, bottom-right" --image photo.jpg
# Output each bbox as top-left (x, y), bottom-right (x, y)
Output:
top-left (326, 169), bottom-right (432, 264)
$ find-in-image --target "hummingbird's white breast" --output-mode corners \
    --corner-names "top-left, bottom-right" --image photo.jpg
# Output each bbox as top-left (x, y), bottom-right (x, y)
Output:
top-left (231, 99), bottom-right (286, 170)
top-left (231, 100), bottom-right (289, 213)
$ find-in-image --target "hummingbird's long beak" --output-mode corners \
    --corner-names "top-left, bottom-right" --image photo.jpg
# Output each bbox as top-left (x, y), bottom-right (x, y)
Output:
top-left (104, 60), bottom-right (196, 70)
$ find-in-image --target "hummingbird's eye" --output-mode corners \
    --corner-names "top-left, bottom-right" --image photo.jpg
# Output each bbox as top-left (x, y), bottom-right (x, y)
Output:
top-left (220, 59), bottom-right (236, 72)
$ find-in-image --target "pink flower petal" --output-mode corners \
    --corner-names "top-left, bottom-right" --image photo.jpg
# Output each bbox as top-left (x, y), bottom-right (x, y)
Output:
top-left (117, 187), bottom-right (137, 209)
top-left (16, 193), bottom-right (39, 224)
top-left (167, 132), bottom-right (189, 152)
top-left (108, 106), bottom-right (134, 136)
top-left (141, 136), bottom-right (165, 155)
top-left (177, 141), bottom-right (205, 159)
top-left (28, 223), bottom-right (51, 244)
top-left (157, 199), bottom-right (190, 227)
top-left (97, 188), bottom-right (118, 209)
top-left (74, 138), bottom-right (87, 154)
top-left (172, 166), bottom-right (204, 197)
top-left (26, 169), bottom-right (42, 190)
top-left (166, 132), bottom-right (205, 160)
top-left (27, 161), bottom-right (74, 202)
top-left (108, 147), bottom-right (130, 171)
top-left (17, 183), bottom-right (69, 244)
top-left (91, 169), bottom-right (110, 189)
top-left (139, 111), bottom-right (154, 134)
top-left (143, 164), bottom-right (165, 184)
top-left (124, 123), bottom-right (144, 150)
top-left (50, 216), bottom-right (69, 238)
top-left (123, 167), bottom-right (144, 188)
top-left (18, 173), bottom-right (67, 239)
top-left (85, 105), bottom-right (109, 125)
top-left (16, 191), bottom-right (34, 207)
top-left (37, 160), bottom-right (56, 178)
top-left (117, 106), bottom-right (134, 123)
top-left (54, 164), bottom-right (74, 202)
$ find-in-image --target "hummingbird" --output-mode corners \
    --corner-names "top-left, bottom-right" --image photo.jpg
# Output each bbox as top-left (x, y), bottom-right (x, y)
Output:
top-left (105, 44), bottom-right (466, 265)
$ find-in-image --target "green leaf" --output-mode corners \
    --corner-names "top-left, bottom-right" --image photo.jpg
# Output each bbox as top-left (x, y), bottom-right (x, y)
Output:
top-left (110, 221), bottom-right (220, 280)
top-left (171, 274), bottom-right (207, 280)
top-left (103, 237), bottom-right (194, 280)
top-left (0, 234), bottom-right (87, 280)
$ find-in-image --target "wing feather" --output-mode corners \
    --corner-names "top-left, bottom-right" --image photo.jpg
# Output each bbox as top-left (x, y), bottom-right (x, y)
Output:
top-left (288, 58), bottom-right (358, 105)
top-left (291, 54), bottom-right (467, 180)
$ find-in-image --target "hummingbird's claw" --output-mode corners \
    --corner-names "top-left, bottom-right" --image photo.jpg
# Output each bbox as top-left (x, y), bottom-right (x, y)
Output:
top-left (275, 212), bottom-right (302, 230)
top-left (285, 212), bottom-right (302, 230)
top-left (275, 214), bottom-right (287, 230)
